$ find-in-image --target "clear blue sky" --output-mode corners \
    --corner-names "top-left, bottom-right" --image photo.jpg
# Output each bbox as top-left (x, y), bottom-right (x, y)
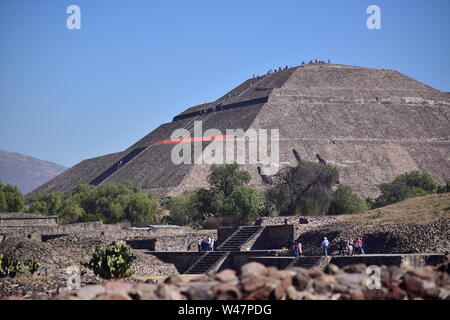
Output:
top-left (1, 0), bottom-right (449, 167)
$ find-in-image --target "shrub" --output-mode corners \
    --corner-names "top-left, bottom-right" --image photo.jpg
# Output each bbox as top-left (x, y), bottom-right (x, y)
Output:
top-left (393, 171), bottom-right (437, 194)
top-left (258, 201), bottom-right (275, 217)
top-left (85, 242), bottom-right (136, 279)
top-left (375, 171), bottom-right (437, 207)
top-left (437, 180), bottom-right (450, 194)
top-left (328, 185), bottom-right (369, 215)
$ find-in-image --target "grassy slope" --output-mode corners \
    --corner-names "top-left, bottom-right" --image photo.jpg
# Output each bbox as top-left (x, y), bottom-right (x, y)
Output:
top-left (339, 193), bottom-right (450, 226)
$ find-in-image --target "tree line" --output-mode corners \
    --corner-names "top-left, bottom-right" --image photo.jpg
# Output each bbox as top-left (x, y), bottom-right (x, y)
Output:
top-left (0, 162), bottom-right (449, 227)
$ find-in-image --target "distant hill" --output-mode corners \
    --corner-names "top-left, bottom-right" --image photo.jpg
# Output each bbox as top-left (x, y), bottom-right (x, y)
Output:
top-left (0, 150), bottom-right (67, 194)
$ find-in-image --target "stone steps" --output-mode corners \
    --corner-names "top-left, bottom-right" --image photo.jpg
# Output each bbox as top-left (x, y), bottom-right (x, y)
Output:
top-left (217, 226), bottom-right (262, 251)
top-left (184, 252), bottom-right (229, 274)
top-left (89, 147), bottom-right (147, 186)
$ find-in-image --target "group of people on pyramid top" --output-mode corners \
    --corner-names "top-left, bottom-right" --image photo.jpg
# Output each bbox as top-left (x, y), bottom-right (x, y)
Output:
top-left (266, 65), bottom-right (290, 74)
top-left (253, 60), bottom-right (332, 79)
top-left (252, 65), bottom-right (290, 79)
top-left (301, 59), bottom-right (331, 66)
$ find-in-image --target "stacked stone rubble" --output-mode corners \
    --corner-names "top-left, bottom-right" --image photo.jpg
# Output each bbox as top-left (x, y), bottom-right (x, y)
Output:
top-left (52, 257), bottom-right (450, 300)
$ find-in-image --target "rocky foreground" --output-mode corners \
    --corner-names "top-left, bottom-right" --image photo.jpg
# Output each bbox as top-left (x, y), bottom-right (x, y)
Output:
top-left (47, 257), bottom-right (450, 300)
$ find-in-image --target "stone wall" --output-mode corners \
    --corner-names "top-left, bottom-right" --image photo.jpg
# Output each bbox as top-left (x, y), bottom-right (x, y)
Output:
top-left (144, 232), bottom-right (216, 252)
top-left (330, 254), bottom-right (446, 268)
top-left (250, 225), bottom-right (295, 250)
top-left (149, 252), bottom-right (205, 273)
top-left (296, 219), bottom-right (450, 256)
top-left (218, 250), bottom-right (290, 272)
top-left (148, 250), bottom-right (289, 274)
top-left (217, 225), bottom-right (295, 250)
top-left (0, 213), bottom-right (58, 227)
top-left (0, 220), bottom-right (217, 253)
top-left (249, 254), bottom-right (447, 270)
top-left (256, 216), bottom-right (338, 227)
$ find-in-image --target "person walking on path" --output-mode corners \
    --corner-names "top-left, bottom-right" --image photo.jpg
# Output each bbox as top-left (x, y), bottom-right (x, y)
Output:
top-left (355, 237), bottom-right (362, 254)
top-left (357, 238), bottom-right (364, 254)
top-left (321, 237), bottom-right (330, 256)
top-left (347, 237), bottom-right (354, 256)
top-left (197, 239), bottom-right (202, 252)
top-left (207, 237), bottom-right (212, 251)
top-left (297, 242), bottom-right (303, 256)
top-left (201, 238), bottom-right (209, 251)
top-left (293, 241), bottom-right (299, 257)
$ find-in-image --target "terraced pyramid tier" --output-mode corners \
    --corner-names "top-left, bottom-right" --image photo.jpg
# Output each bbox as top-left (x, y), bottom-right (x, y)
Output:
top-left (29, 64), bottom-right (450, 198)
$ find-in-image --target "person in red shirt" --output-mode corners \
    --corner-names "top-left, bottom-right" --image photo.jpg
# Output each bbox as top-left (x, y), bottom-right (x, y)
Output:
top-left (356, 238), bottom-right (364, 254)
top-left (297, 242), bottom-right (303, 256)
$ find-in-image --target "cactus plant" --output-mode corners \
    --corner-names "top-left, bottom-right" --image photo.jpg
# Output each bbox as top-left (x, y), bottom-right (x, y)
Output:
top-left (85, 242), bottom-right (136, 279)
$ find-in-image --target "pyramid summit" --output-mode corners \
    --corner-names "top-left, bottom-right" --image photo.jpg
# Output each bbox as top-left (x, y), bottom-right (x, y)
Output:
top-left (29, 64), bottom-right (450, 198)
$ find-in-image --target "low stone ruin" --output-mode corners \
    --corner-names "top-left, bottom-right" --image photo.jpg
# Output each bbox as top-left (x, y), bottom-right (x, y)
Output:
top-left (52, 257), bottom-right (450, 300)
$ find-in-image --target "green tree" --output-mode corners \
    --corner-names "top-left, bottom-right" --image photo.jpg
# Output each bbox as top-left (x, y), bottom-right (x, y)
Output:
top-left (1, 184), bottom-right (25, 212)
top-left (165, 192), bottom-right (200, 226)
top-left (69, 184), bottom-right (98, 214)
top-left (267, 161), bottom-right (339, 216)
top-left (375, 171), bottom-right (437, 207)
top-left (59, 198), bottom-right (84, 224)
top-left (223, 185), bottom-right (263, 221)
top-left (94, 196), bottom-right (125, 223)
top-left (124, 193), bottom-right (157, 226)
top-left (328, 185), bottom-right (369, 215)
top-left (0, 190), bottom-right (7, 212)
top-left (28, 182), bottom-right (158, 226)
top-left (195, 188), bottom-right (225, 216)
top-left (165, 164), bottom-right (265, 226)
top-left (28, 192), bottom-right (64, 216)
top-left (393, 171), bottom-right (437, 193)
top-left (208, 163), bottom-right (251, 197)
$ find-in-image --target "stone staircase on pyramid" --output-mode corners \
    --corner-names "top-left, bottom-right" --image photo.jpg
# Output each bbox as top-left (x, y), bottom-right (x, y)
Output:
top-left (89, 147), bottom-right (147, 186)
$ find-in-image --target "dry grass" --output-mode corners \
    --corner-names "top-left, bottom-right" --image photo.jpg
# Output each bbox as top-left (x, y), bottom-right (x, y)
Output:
top-left (339, 193), bottom-right (450, 226)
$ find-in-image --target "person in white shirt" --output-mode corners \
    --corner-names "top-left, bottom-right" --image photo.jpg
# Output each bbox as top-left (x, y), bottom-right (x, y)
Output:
top-left (207, 237), bottom-right (212, 251)
top-left (321, 237), bottom-right (330, 256)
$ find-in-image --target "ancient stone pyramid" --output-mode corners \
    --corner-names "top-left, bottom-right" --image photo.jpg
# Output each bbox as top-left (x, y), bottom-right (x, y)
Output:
top-left (30, 64), bottom-right (450, 198)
